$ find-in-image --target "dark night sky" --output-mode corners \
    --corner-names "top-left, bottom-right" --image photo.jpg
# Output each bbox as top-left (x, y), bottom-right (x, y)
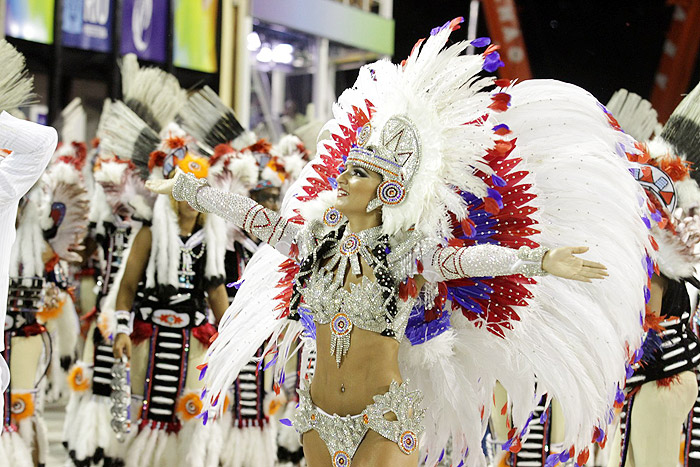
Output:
top-left (393, 0), bottom-right (699, 106)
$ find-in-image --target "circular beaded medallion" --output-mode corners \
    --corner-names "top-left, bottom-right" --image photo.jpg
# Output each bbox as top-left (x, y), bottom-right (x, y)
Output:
top-left (357, 123), bottom-right (371, 147)
top-left (399, 431), bottom-right (417, 454)
top-left (333, 450), bottom-right (351, 467)
top-left (377, 180), bottom-right (405, 205)
top-left (323, 207), bottom-right (342, 227)
top-left (331, 313), bottom-right (352, 336)
top-left (339, 233), bottom-right (360, 256)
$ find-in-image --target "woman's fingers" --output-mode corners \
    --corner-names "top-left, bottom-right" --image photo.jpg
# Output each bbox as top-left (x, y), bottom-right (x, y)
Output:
top-left (581, 259), bottom-right (606, 270)
top-left (569, 246), bottom-right (590, 255)
top-left (145, 179), bottom-right (174, 194)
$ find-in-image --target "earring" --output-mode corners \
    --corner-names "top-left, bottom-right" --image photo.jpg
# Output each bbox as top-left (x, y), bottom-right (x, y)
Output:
top-left (323, 206), bottom-right (343, 227)
top-left (377, 180), bottom-right (405, 205)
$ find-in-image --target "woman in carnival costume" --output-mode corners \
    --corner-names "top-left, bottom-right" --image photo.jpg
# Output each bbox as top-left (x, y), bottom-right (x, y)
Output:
top-left (41, 99), bottom-right (91, 405)
top-left (63, 127), bottom-right (155, 467)
top-left (0, 40), bottom-right (60, 466)
top-left (101, 97), bottom-right (230, 466)
top-left (604, 85), bottom-right (700, 466)
top-left (653, 83), bottom-right (700, 467)
top-left (5, 112), bottom-right (88, 467)
top-left (176, 87), bottom-right (305, 467)
top-left (63, 55), bottom-right (184, 467)
top-left (151, 20), bottom-right (654, 467)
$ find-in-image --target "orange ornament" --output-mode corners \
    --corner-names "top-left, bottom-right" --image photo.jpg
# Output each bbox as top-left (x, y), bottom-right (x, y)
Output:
top-left (67, 365), bottom-right (90, 392)
top-left (10, 393), bottom-right (34, 423)
top-left (176, 392), bottom-right (203, 421)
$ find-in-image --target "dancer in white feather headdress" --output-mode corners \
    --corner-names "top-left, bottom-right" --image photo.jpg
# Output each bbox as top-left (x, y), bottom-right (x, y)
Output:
top-left (605, 85), bottom-right (700, 467)
top-left (0, 39), bottom-right (59, 467)
top-left (100, 59), bottom-right (231, 466)
top-left (150, 18), bottom-right (653, 467)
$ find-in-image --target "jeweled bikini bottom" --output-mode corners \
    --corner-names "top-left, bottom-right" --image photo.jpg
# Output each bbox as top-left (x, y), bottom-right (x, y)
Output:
top-left (293, 379), bottom-right (424, 467)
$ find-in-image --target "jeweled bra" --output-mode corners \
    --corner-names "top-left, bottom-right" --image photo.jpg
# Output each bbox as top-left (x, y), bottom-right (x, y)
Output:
top-left (293, 225), bottom-right (415, 366)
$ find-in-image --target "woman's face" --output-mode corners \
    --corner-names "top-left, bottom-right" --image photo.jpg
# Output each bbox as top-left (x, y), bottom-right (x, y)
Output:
top-left (335, 163), bottom-right (382, 216)
top-left (176, 199), bottom-right (198, 220)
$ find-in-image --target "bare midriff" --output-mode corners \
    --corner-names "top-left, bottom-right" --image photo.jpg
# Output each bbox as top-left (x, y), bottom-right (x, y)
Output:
top-left (310, 323), bottom-right (401, 416)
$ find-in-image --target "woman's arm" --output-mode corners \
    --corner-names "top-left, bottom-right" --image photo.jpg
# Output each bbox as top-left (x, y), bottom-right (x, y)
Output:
top-left (113, 226), bottom-right (152, 358)
top-left (206, 283), bottom-right (229, 324)
top-left (428, 244), bottom-right (607, 282)
top-left (155, 172), bottom-right (300, 257)
top-left (648, 274), bottom-right (667, 316)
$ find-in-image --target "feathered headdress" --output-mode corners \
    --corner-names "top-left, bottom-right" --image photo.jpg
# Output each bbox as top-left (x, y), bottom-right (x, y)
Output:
top-left (176, 85), bottom-right (245, 152)
top-left (0, 40), bottom-right (36, 114)
top-left (121, 54), bottom-right (186, 133)
top-left (608, 89), bottom-right (700, 279)
top-left (659, 81), bottom-right (700, 185)
top-left (318, 18), bottom-right (496, 238)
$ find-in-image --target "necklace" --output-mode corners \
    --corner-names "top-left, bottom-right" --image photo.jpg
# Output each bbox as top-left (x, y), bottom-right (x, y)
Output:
top-left (322, 226), bottom-right (383, 284)
top-left (321, 226), bottom-right (383, 366)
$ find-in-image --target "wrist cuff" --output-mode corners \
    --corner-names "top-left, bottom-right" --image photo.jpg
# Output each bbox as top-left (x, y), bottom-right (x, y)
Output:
top-left (512, 246), bottom-right (549, 277)
top-left (115, 310), bottom-right (134, 336)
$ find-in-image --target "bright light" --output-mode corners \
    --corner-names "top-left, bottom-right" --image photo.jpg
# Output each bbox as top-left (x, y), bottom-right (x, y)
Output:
top-left (256, 46), bottom-right (273, 63)
top-left (272, 43), bottom-right (294, 64)
top-left (247, 32), bottom-right (261, 51)
top-left (273, 43), bottom-right (293, 55)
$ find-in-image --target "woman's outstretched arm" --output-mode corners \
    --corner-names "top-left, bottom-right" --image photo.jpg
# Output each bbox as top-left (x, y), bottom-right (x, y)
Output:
top-left (428, 244), bottom-right (607, 282)
top-left (149, 172), bottom-right (300, 257)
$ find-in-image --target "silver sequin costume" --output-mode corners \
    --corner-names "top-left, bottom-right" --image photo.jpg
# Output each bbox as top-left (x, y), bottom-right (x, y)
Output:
top-left (293, 379), bottom-right (425, 464)
top-left (173, 172), bottom-right (547, 463)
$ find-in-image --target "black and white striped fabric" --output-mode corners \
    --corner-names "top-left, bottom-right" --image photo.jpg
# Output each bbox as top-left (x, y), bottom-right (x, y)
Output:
top-left (143, 328), bottom-right (188, 423)
top-left (685, 369), bottom-right (700, 466)
top-left (90, 331), bottom-right (115, 397)
top-left (626, 278), bottom-right (700, 387)
top-left (90, 222), bottom-right (131, 397)
top-left (231, 347), bottom-right (265, 427)
top-left (95, 222), bottom-right (131, 301)
top-left (510, 396), bottom-right (553, 467)
top-left (5, 277), bottom-right (43, 332)
top-left (684, 297), bottom-right (700, 467)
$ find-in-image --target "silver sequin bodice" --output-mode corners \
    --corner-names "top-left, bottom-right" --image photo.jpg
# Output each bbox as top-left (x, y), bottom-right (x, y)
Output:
top-left (302, 268), bottom-right (413, 342)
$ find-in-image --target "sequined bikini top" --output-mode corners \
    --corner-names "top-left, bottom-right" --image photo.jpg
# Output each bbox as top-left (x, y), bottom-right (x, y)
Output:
top-left (302, 269), bottom-right (414, 360)
top-left (296, 225), bottom-right (418, 366)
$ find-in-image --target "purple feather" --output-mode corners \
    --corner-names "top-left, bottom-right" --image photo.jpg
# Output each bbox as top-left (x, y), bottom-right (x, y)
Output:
top-left (470, 37), bottom-right (491, 47)
top-left (545, 453), bottom-right (560, 467)
top-left (263, 352), bottom-right (278, 371)
top-left (487, 188), bottom-right (504, 208)
top-left (279, 418), bottom-right (293, 427)
top-left (483, 51), bottom-right (505, 72)
top-left (298, 306), bottom-right (317, 339)
top-left (491, 174), bottom-right (507, 187)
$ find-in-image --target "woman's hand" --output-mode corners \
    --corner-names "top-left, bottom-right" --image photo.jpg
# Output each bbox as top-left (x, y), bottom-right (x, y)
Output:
top-left (542, 246), bottom-right (608, 282)
top-left (145, 177), bottom-right (176, 195)
top-left (113, 332), bottom-right (132, 359)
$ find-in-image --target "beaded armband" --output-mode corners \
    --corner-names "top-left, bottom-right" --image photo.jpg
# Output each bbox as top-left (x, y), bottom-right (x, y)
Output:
top-left (514, 246), bottom-right (548, 277)
top-left (115, 310), bottom-right (134, 336)
top-left (429, 243), bottom-right (549, 280)
top-left (172, 172), bottom-right (211, 213)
